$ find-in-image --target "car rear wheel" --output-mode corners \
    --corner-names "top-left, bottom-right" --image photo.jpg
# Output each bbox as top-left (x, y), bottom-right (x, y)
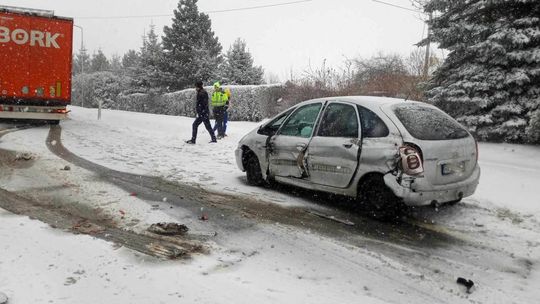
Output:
top-left (358, 175), bottom-right (403, 220)
top-left (245, 152), bottom-right (264, 186)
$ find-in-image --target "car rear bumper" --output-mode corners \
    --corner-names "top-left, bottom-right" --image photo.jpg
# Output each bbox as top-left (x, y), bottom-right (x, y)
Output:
top-left (384, 165), bottom-right (481, 206)
top-left (235, 147), bottom-right (245, 172)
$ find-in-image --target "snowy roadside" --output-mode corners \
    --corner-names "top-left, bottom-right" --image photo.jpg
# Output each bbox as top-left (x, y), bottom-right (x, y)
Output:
top-left (1, 107), bottom-right (540, 303)
top-left (59, 106), bottom-right (318, 209)
top-left (0, 125), bottom-right (401, 304)
top-left (61, 106), bottom-right (540, 216)
top-left (0, 208), bottom-right (401, 304)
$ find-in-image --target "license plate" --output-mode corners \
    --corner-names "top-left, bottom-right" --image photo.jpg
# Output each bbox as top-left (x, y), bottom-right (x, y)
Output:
top-left (441, 161), bottom-right (466, 175)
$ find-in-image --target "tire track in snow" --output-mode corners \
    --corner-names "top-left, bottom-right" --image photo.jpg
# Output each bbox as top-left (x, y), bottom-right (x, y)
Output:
top-left (43, 125), bottom-right (540, 303)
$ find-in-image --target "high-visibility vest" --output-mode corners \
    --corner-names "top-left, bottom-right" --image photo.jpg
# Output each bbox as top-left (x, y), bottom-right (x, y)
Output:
top-left (211, 90), bottom-right (228, 107)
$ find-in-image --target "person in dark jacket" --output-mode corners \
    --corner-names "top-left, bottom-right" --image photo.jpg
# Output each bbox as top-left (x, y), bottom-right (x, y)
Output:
top-left (186, 81), bottom-right (217, 144)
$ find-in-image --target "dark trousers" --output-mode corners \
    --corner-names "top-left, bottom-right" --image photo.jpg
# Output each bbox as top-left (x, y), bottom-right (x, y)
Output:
top-left (213, 107), bottom-right (225, 137)
top-left (192, 114), bottom-right (216, 142)
top-left (213, 110), bottom-right (228, 134)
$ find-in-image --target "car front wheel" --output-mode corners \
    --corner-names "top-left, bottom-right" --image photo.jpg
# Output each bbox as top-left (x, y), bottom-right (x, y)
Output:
top-left (245, 152), bottom-right (264, 186)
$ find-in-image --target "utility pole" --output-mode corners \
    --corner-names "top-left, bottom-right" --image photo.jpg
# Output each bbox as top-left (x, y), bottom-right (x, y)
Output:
top-left (74, 24), bottom-right (85, 107)
top-left (422, 12), bottom-right (432, 79)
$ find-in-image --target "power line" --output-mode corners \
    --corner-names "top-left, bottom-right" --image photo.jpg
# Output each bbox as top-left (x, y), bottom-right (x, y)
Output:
top-left (206, 0), bottom-right (312, 13)
top-left (75, 0), bottom-right (313, 20)
top-left (371, 0), bottom-right (421, 13)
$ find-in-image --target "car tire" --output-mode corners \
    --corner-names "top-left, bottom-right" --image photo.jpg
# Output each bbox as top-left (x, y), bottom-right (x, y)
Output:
top-left (245, 152), bottom-right (264, 186)
top-left (358, 175), bottom-right (403, 220)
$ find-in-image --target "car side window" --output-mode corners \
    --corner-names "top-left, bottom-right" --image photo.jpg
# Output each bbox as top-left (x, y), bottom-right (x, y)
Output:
top-left (357, 106), bottom-right (389, 138)
top-left (258, 108), bottom-right (294, 136)
top-left (278, 103), bottom-right (322, 138)
top-left (317, 103), bottom-right (359, 138)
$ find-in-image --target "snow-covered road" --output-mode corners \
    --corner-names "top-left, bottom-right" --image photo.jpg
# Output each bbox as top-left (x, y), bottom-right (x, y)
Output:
top-left (1, 107), bottom-right (539, 304)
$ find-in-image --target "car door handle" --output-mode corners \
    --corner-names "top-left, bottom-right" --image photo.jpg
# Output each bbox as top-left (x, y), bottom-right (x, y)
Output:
top-left (343, 143), bottom-right (353, 149)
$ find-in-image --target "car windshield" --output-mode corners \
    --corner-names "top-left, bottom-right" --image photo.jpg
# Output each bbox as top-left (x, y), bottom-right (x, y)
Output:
top-left (393, 104), bottom-right (469, 140)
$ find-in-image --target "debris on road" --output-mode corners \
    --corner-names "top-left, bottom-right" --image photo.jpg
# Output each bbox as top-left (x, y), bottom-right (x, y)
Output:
top-left (72, 220), bottom-right (105, 235)
top-left (147, 222), bottom-right (189, 236)
top-left (309, 210), bottom-right (355, 226)
top-left (61, 165), bottom-right (71, 171)
top-left (456, 277), bottom-right (475, 293)
top-left (200, 207), bottom-right (209, 221)
top-left (15, 152), bottom-right (33, 161)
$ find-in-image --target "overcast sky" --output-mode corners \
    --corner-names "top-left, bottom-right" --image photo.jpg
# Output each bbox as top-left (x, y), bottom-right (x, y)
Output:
top-left (3, 0), bottom-right (428, 80)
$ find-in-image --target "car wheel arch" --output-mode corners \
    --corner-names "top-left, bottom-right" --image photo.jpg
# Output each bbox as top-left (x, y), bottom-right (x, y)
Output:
top-left (356, 172), bottom-right (386, 196)
top-left (241, 145), bottom-right (256, 168)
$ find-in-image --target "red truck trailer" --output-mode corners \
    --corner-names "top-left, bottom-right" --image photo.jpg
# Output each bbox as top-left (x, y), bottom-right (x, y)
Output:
top-left (0, 5), bottom-right (73, 123)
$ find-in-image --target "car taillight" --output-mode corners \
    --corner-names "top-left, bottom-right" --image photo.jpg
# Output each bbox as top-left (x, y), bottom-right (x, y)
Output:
top-left (399, 145), bottom-right (424, 175)
top-left (407, 155), bottom-right (420, 169)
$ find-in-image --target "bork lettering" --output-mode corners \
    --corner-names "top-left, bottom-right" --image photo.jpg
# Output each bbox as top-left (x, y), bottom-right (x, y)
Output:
top-left (0, 26), bottom-right (60, 48)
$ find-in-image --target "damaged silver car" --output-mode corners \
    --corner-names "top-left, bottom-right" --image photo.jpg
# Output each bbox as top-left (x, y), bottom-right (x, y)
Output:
top-left (235, 96), bottom-right (480, 215)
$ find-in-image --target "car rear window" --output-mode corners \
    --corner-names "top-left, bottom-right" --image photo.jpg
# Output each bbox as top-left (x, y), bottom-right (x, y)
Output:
top-left (393, 104), bottom-right (469, 140)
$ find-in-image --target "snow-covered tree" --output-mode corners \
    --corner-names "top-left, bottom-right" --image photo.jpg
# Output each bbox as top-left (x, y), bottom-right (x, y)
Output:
top-left (221, 38), bottom-right (264, 85)
top-left (422, 0), bottom-right (540, 142)
top-left (72, 71), bottom-right (129, 108)
top-left (122, 50), bottom-right (140, 69)
top-left (133, 25), bottom-right (165, 90)
top-left (110, 54), bottom-right (123, 74)
top-left (161, 0), bottom-right (222, 90)
top-left (90, 49), bottom-right (111, 73)
top-left (526, 110), bottom-right (540, 143)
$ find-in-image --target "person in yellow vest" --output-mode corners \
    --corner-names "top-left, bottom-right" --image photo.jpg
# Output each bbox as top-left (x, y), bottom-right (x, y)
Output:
top-left (213, 87), bottom-right (231, 136)
top-left (211, 82), bottom-right (229, 139)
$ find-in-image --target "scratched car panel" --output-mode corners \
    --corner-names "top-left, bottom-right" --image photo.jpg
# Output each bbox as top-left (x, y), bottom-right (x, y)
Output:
top-left (236, 96), bottom-right (480, 208)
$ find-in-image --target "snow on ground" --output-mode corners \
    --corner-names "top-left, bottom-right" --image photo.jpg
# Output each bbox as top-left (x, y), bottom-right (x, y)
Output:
top-left (0, 126), bottom-right (179, 233)
top-left (61, 106), bottom-right (540, 216)
top-left (1, 107), bottom-right (540, 304)
top-left (60, 107), bottom-right (314, 209)
top-left (0, 209), bottom-right (395, 304)
top-left (475, 142), bottom-right (540, 215)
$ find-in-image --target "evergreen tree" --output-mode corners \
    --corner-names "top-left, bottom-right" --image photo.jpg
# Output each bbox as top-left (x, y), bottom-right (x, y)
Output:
top-left (422, 0), bottom-right (540, 142)
top-left (73, 47), bottom-right (90, 75)
top-left (131, 24), bottom-right (165, 91)
top-left (110, 54), bottom-right (123, 74)
top-left (122, 50), bottom-right (140, 69)
top-left (161, 0), bottom-right (222, 90)
top-left (90, 49), bottom-right (111, 72)
top-left (221, 38), bottom-right (264, 85)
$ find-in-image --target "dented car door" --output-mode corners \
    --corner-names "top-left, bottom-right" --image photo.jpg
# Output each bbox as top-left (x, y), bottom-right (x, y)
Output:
top-left (306, 102), bottom-right (362, 188)
top-left (268, 102), bottom-right (323, 178)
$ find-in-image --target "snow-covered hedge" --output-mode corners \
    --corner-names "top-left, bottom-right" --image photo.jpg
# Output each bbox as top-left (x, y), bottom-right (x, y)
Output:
top-left (118, 84), bottom-right (286, 122)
